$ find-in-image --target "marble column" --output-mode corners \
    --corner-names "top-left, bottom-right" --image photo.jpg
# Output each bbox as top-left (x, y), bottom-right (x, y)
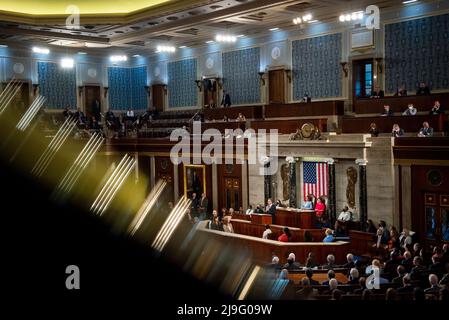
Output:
top-left (327, 158), bottom-right (337, 223)
top-left (287, 158), bottom-right (297, 208)
top-left (356, 159), bottom-right (368, 229)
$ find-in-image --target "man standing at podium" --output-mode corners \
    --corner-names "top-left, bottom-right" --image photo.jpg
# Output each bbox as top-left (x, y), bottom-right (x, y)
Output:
top-left (266, 198), bottom-right (276, 223)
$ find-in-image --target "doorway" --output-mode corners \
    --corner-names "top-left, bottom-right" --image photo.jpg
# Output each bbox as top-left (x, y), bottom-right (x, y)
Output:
top-left (352, 59), bottom-right (373, 101)
top-left (268, 69), bottom-right (285, 104)
top-left (152, 84), bottom-right (165, 112)
top-left (84, 85), bottom-right (101, 117)
top-left (423, 192), bottom-right (449, 243)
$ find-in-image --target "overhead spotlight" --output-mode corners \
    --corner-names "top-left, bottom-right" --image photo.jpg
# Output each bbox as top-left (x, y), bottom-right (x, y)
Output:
top-left (156, 45), bottom-right (176, 52)
top-left (340, 11), bottom-right (364, 23)
top-left (302, 14), bottom-right (312, 21)
top-left (132, 54), bottom-right (141, 57)
top-left (178, 45), bottom-right (187, 48)
top-left (236, 34), bottom-right (245, 38)
top-left (215, 34), bottom-right (237, 43)
top-left (77, 51), bottom-right (87, 55)
top-left (60, 57), bottom-right (74, 69)
top-left (308, 20), bottom-right (319, 24)
top-left (110, 55), bottom-right (127, 62)
top-left (205, 40), bottom-right (214, 44)
top-left (0, 44), bottom-right (8, 48)
top-left (269, 27), bottom-right (279, 31)
top-left (32, 46), bottom-right (50, 54)
top-left (402, 0), bottom-right (418, 4)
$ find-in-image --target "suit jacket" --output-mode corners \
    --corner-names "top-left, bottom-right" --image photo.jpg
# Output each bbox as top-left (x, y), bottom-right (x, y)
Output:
top-left (429, 106), bottom-right (444, 115)
top-left (416, 86), bottom-right (430, 95)
top-left (419, 127), bottom-right (434, 137)
top-left (221, 94), bottom-right (231, 107)
top-left (402, 108), bottom-right (417, 116)
top-left (396, 285), bottom-right (414, 293)
top-left (267, 204), bottom-right (276, 216)
top-left (199, 197), bottom-right (208, 213)
top-left (392, 276), bottom-right (403, 284)
top-left (308, 278), bottom-right (320, 285)
top-left (381, 109), bottom-right (394, 116)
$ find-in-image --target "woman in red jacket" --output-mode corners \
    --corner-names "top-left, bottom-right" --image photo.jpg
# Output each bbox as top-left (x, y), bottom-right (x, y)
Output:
top-left (278, 227), bottom-right (291, 242)
top-left (315, 197), bottom-right (326, 218)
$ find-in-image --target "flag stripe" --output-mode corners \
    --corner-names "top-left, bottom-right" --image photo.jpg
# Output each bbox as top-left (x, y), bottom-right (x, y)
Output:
top-left (303, 161), bottom-right (328, 201)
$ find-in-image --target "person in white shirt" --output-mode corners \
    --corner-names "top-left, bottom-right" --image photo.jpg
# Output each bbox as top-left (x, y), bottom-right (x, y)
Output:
top-left (246, 205), bottom-right (254, 215)
top-left (126, 108), bottom-right (134, 119)
top-left (338, 206), bottom-right (352, 222)
top-left (402, 104), bottom-right (417, 116)
top-left (262, 224), bottom-right (272, 239)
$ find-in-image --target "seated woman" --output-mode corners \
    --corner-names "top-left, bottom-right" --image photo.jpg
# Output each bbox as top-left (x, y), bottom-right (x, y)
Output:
top-left (222, 215), bottom-right (234, 233)
top-left (368, 123), bottom-right (379, 137)
top-left (208, 210), bottom-right (223, 231)
top-left (301, 195), bottom-right (314, 210)
top-left (278, 227), bottom-right (291, 242)
top-left (323, 228), bottom-right (335, 242)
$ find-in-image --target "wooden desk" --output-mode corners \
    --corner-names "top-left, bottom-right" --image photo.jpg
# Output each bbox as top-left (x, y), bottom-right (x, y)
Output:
top-left (203, 105), bottom-right (263, 120)
top-left (354, 92), bottom-right (449, 114)
top-left (251, 213), bottom-right (272, 225)
top-left (250, 118), bottom-right (327, 134)
top-left (276, 208), bottom-right (316, 229)
top-left (265, 100), bottom-right (344, 118)
top-left (341, 114), bottom-right (447, 134)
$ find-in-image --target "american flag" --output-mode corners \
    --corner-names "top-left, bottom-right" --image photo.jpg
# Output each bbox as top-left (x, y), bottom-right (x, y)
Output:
top-left (303, 161), bottom-right (328, 200)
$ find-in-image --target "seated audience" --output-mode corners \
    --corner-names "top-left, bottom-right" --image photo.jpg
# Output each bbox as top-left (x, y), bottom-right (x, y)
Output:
top-left (222, 115), bottom-right (229, 122)
top-left (63, 105), bottom-right (73, 119)
top-left (305, 268), bottom-right (320, 285)
top-left (365, 219), bottom-right (377, 233)
top-left (418, 121), bottom-right (434, 137)
top-left (387, 227), bottom-right (401, 251)
top-left (429, 255), bottom-right (446, 279)
top-left (424, 274), bottom-right (441, 293)
top-left (392, 265), bottom-right (406, 284)
top-left (323, 254), bottom-right (336, 270)
top-left (401, 251), bottom-right (414, 272)
top-left (253, 205), bottom-right (264, 214)
top-left (278, 227), bottom-right (291, 242)
top-left (236, 113), bottom-right (246, 122)
top-left (303, 93), bottom-right (312, 103)
top-left (391, 124), bottom-right (404, 137)
top-left (410, 256), bottom-right (428, 282)
top-left (125, 108), bottom-right (135, 120)
top-left (322, 270), bottom-right (340, 286)
top-left (305, 252), bottom-right (319, 268)
top-left (296, 277), bottom-right (318, 299)
top-left (262, 224), bottom-right (272, 239)
top-left (245, 205), bottom-right (254, 215)
top-left (222, 215), bottom-right (234, 233)
top-left (324, 278), bottom-right (343, 295)
top-left (399, 228), bottom-right (414, 249)
top-left (396, 274), bottom-right (414, 293)
top-left (208, 210), bottom-right (223, 231)
top-left (429, 100), bottom-right (444, 115)
top-left (266, 256), bottom-right (282, 272)
top-left (283, 253), bottom-right (301, 270)
top-left (385, 287), bottom-right (397, 301)
top-left (368, 122), bottom-right (379, 137)
top-left (342, 253), bottom-right (355, 269)
top-left (394, 85), bottom-right (408, 96)
top-left (381, 104), bottom-right (393, 116)
top-left (371, 86), bottom-right (384, 98)
top-left (348, 268), bottom-right (360, 285)
top-left (402, 103), bottom-right (417, 116)
top-left (353, 277), bottom-right (367, 294)
top-left (416, 82), bottom-right (431, 95)
top-left (323, 228), bottom-right (335, 243)
top-left (75, 107), bottom-right (87, 126)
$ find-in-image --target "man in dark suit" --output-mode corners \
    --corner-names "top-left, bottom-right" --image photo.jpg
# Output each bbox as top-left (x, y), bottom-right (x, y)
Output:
top-left (418, 121), bottom-right (434, 137)
top-left (401, 251), bottom-right (413, 272)
top-left (190, 192), bottom-right (200, 218)
top-left (305, 268), bottom-right (320, 285)
top-left (416, 82), bottom-right (431, 95)
top-left (380, 104), bottom-right (393, 116)
top-left (396, 275), bottom-right (415, 293)
top-left (429, 101), bottom-right (444, 115)
top-left (266, 198), bottom-right (276, 222)
top-left (221, 90), bottom-right (231, 108)
top-left (198, 192), bottom-right (209, 220)
top-left (392, 265), bottom-right (406, 284)
top-left (429, 255), bottom-right (445, 279)
top-left (92, 99), bottom-right (101, 121)
top-left (371, 86), bottom-right (384, 98)
top-left (321, 270), bottom-right (340, 286)
top-left (296, 277), bottom-right (318, 299)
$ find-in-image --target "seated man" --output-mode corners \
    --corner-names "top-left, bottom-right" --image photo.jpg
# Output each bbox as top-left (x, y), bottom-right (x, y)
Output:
top-left (429, 100), bottom-right (444, 115)
top-left (396, 275), bottom-right (414, 293)
top-left (394, 85), bottom-right (407, 97)
top-left (416, 82), bottom-right (431, 95)
top-left (418, 121), bottom-right (434, 137)
top-left (74, 108), bottom-right (87, 127)
top-left (424, 274), bottom-right (441, 293)
top-left (338, 206), bottom-right (352, 222)
top-left (323, 254), bottom-right (337, 270)
top-left (392, 124), bottom-right (405, 137)
top-left (380, 104), bottom-right (393, 116)
top-left (322, 270), bottom-right (340, 286)
top-left (282, 253), bottom-right (301, 270)
top-left (371, 86), bottom-right (384, 98)
top-left (126, 108), bottom-right (135, 121)
top-left (402, 104), bottom-right (417, 116)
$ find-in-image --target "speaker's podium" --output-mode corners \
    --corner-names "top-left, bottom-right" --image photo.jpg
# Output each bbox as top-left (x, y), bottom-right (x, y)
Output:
top-left (250, 213), bottom-right (272, 225)
top-left (275, 208), bottom-right (315, 229)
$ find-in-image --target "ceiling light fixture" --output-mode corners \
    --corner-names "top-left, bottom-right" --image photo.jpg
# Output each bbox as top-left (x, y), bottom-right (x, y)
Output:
top-left (132, 54), bottom-right (141, 57)
top-left (215, 34), bottom-right (237, 43)
top-left (339, 11), bottom-right (364, 22)
top-left (78, 51), bottom-right (87, 55)
top-left (0, 44), bottom-right (8, 48)
top-left (236, 34), bottom-right (245, 38)
top-left (32, 46), bottom-right (50, 54)
top-left (269, 27), bottom-right (279, 31)
top-left (205, 40), bottom-right (214, 44)
top-left (60, 57), bottom-right (74, 69)
top-left (293, 14), bottom-right (312, 25)
top-left (110, 55), bottom-right (127, 62)
top-left (178, 45), bottom-right (187, 48)
top-left (156, 45), bottom-right (176, 53)
top-left (307, 20), bottom-right (319, 24)
top-left (402, 0), bottom-right (418, 4)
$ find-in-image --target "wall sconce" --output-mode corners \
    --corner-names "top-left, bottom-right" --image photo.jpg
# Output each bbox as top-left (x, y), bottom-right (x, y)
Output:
top-left (78, 86), bottom-right (83, 97)
top-left (285, 69), bottom-right (292, 83)
top-left (258, 71), bottom-right (265, 86)
top-left (103, 87), bottom-right (109, 98)
top-left (194, 80), bottom-right (202, 92)
top-left (144, 85), bottom-right (151, 96)
top-left (340, 62), bottom-right (349, 77)
top-left (375, 57), bottom-right (383, 74)
top-left (32, 83), bottom-right (40, 96)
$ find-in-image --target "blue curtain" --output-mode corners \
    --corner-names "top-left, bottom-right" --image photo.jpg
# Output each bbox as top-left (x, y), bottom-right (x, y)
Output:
top-left (108, 66), bottom-right (147, 110)
top-left (37, 62), bottom-right (76, 109)
top-left (167, 58), bottom-right (197, 108)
